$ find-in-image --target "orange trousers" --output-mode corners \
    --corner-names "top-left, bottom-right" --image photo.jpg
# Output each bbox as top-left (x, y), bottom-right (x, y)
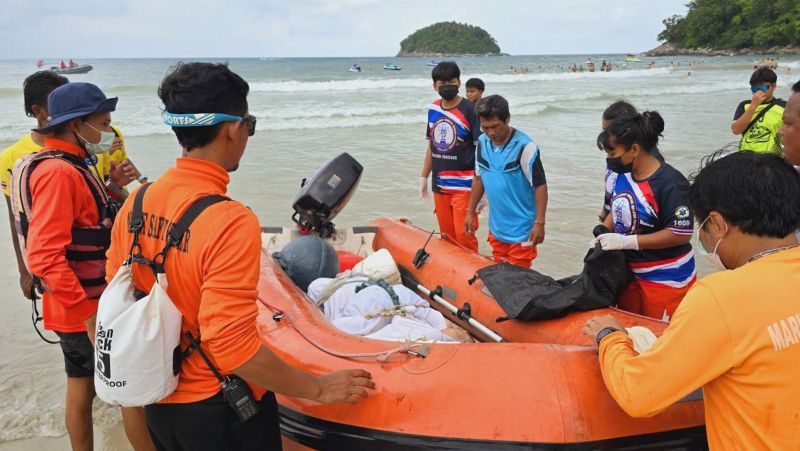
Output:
top-left (433, 192), bottom-right (478, 252)
top-left (618, 278), bottom-right (694, 321)
top-left (488, 232), bottom-right (538, 268)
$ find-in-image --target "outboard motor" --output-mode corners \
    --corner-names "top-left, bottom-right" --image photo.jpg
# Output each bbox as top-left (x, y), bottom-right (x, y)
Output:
top-left (291, 152), bottom-right (363, 238)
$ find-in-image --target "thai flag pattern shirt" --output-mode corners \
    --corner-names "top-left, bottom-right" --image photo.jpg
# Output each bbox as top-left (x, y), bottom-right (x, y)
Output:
top-left (609, 163), bottom-right (696, 289)
top-left (426, 98), bottom-right (481, 194)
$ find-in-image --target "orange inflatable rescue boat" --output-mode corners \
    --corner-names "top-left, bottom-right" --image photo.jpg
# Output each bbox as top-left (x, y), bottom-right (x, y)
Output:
top-left (256, 154), bottom-right (707, 450)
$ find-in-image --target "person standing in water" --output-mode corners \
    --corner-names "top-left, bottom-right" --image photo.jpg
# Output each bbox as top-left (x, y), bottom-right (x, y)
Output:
top-left (732, 66), bottom-right (786, 155)
top-left (465, 95), bottom-right (548, 268)
top-left (465, 77), bottom-right (484, 104)
top-left (1, 71), bottom-right (142, 302)
top-left (598, 100), bottom-right (638, 223)
top-left (105, 63), bottom-right (374, 450)
top-left (594, 111), bottom-right (696, 321)
top-left (419, 61), bottom-right (482, 251)
top-left (8, 82), bottom-right (154, 451)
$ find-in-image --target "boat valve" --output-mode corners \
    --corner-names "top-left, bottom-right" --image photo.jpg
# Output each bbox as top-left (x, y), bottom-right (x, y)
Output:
top-left (272, 311), bottom-right (285, 322)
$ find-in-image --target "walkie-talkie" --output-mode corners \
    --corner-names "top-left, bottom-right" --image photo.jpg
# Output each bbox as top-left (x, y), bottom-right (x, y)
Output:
top-left (185, 332), bottom-right (259, 422)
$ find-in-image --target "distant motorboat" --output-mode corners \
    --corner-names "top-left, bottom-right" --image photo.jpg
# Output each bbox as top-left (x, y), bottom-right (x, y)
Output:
top-left (51, 64), bottom-right (93, 74)
top-left (426, 60), bottom-right (441, 67)
top-left (349, 64), bottom-right (362, 73)
top-left (383, 63), bottom-right (401, 71)
top-left (625, 54), bottom-right (641, 62)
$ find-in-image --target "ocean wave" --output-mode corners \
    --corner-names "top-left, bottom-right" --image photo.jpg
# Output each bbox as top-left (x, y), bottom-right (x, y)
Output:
top-left (250, 68), bottom-right (674, 93)
top-left (0, 87), bottom-right (20, 96)
top-left (250, 104), bottom-right (424, 120)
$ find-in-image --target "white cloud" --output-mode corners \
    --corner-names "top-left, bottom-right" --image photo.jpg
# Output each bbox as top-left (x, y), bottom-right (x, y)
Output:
top-left (0, 0), bottom-right (689, 58)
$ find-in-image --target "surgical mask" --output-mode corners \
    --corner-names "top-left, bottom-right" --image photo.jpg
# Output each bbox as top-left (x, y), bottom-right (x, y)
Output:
top-left (438, 84), bottom-right (459, 101)
top-left (695, 216), bottom-right (728, 271)
top-left (77, 122), bottom-right (115, 155)
top-left (606, 155), bottom-right (633, 174)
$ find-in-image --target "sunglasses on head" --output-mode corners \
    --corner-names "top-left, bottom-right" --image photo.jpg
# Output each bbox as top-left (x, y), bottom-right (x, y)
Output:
top-left (751, 84), bottom-right (770, 93)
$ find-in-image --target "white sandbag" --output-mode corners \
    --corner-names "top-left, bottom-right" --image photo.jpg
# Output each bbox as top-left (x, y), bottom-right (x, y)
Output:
top-left (351, 248), bottom-right (401, 285)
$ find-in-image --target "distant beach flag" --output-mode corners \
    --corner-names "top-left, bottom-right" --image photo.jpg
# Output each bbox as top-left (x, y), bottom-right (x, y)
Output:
top-left (36, 59), bottom-right (45, 68)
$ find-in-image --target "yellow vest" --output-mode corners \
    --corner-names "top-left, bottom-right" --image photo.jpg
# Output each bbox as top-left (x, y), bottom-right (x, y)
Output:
top-left (739, 101), bottom-right (786, 155)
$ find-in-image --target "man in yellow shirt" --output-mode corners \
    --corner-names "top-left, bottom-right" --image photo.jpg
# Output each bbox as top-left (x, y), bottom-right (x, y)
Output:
top-left (1, 71), bottom-right (143, 301)
top-left (583, 151), bottom-right (800, 450)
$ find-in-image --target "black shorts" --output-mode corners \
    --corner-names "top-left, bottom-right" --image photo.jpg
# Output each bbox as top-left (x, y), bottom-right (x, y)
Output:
top-left (55, 331), bottom-right (94, 378)
top-left (145, 390), bottom-right (282, 451)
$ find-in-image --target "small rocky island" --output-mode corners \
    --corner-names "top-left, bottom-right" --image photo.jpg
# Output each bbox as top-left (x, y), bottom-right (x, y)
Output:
top-left (397, 22), bottom-right (502, 57)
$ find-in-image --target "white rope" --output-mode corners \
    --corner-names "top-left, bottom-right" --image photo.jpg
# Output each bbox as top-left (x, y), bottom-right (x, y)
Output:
top-left (258, 296), bottom-right (426, 362)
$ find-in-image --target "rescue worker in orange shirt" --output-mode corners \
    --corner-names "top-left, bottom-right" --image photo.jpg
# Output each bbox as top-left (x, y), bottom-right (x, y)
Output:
top-left (583, 151), bottom-right (800, 450)
top-left (8, 82), bottom-right (154, 450)
top-left (105, 62), bottom-right (374, 451)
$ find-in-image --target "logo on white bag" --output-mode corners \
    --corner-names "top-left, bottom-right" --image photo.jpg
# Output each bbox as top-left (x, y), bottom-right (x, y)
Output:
top-left (96, 323), bottom-right (127, 387)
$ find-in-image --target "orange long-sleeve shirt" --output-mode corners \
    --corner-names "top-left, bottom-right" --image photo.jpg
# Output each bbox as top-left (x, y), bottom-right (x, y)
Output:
top-left (105, 157), bottom-right (265, 403)
top-left (26, 138), bottom-right (101, 332)
top-left (599, 247), bottom-right (800, 450)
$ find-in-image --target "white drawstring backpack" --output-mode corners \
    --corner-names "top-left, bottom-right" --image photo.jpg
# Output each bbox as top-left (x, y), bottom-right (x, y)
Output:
top-left (95, 183), bottom-right (228, 406)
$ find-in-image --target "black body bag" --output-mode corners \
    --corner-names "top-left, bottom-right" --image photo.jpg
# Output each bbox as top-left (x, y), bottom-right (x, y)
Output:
top-left (476, 245), bottom-right (632, 321)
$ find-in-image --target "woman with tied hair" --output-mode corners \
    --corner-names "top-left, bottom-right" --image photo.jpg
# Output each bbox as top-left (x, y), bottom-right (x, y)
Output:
top-left (598, 100), bottom-right (638, 222)
top-left (593, 110), bottom-right (695, 321)
top-left (584, 150), bottom-right (800, 450)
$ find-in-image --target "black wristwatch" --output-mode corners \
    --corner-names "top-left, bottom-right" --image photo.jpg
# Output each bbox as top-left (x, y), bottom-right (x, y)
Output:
top-left (596, 327), bottom-right (621, 346)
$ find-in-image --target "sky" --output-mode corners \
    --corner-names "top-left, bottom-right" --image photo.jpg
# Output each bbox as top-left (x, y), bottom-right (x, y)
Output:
top-left (0, 0), bottom-right (689, 58)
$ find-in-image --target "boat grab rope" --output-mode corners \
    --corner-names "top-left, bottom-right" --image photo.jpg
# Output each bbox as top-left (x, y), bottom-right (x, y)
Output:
top-left (258, 296), bottom-right (430, 362)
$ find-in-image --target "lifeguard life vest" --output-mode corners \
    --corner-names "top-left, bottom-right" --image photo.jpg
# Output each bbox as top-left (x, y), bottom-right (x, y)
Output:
top-left (9, 150), bottom-right (116, 299)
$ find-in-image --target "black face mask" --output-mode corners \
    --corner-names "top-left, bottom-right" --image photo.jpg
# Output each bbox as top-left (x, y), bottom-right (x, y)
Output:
top-left (438, 84), bottom-right (459, 101)
top-left (606, 156), bottom-right (633, 174)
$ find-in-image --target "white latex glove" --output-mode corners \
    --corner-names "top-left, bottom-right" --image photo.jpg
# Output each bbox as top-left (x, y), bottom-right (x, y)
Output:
top-left (419, 176), bottom-right (430, 202)
top-left (475, 194), bottom-right (489, 214)
top-left (590, 233), bottom-right (639, 251)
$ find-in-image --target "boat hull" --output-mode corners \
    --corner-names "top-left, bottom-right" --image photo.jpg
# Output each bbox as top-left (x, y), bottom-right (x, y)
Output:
top-left (279, 406), bottom-right (707, 450)
top-left (52, 64), bottom-right (93, 74)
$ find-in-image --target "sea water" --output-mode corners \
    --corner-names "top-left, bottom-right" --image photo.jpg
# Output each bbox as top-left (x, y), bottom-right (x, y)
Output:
top-left (0, 54), bottom-right (796, 448)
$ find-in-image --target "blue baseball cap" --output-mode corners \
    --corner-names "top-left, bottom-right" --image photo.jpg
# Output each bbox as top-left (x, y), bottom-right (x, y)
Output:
top-left (33, 82), bottom-right (118, 134)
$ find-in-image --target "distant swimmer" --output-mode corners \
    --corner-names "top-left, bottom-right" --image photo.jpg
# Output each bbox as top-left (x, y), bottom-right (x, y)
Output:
top-left (570, 64), bottom-right (577, 72)
top-left (606, 63), bottom-right (613, 72)
top-left (588, 62), bottom-right (595, 73)
top-left (578, 65), bottom-right (584, 72)
top-left (785, 66), bottom-right (792, 76)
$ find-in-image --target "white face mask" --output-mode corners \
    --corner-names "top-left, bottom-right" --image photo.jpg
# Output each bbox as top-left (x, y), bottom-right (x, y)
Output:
top-left (695, 216), bottom-right (728, 271)
top-left (77, 122), bottom-right (115, 155)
